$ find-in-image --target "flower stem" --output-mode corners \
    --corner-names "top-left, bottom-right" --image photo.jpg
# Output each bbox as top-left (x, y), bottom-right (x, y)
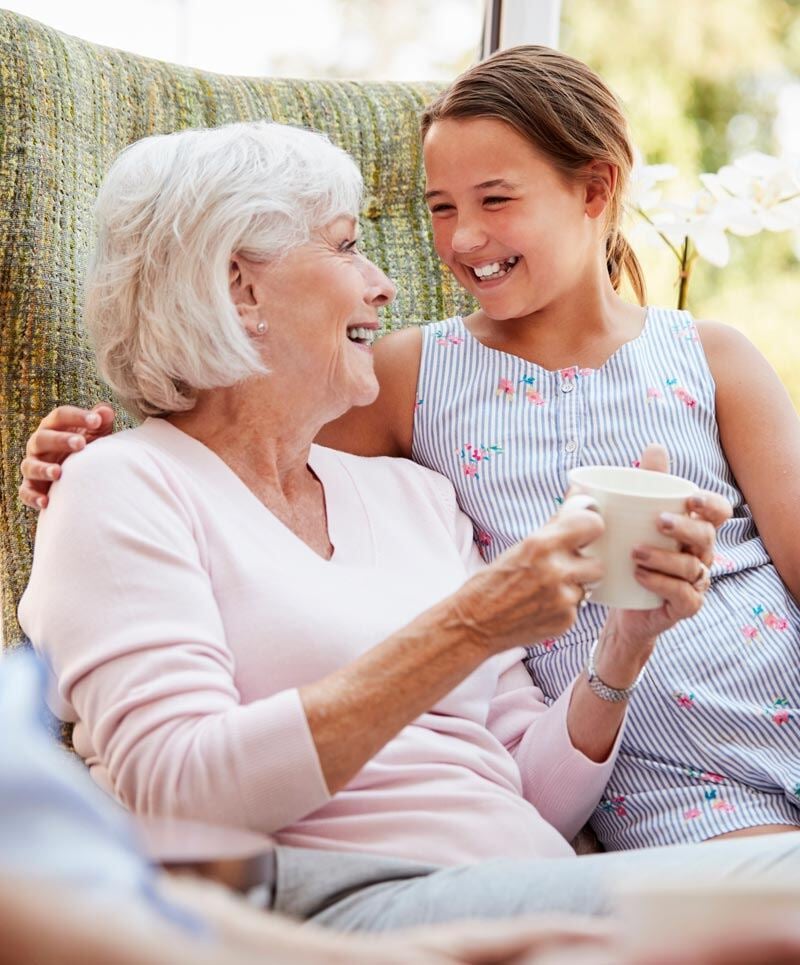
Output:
top-left (677, 238), bottom-right (694, 310)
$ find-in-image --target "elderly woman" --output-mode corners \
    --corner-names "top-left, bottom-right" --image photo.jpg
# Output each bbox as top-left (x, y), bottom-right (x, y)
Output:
top-left (19, 122), bottom-right (800, 932)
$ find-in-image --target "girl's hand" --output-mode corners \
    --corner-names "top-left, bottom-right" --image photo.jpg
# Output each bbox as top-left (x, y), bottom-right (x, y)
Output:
top-left (605, 444), bottom-right (732, 659)
top-left (19, 404), bottom-right (116, 510)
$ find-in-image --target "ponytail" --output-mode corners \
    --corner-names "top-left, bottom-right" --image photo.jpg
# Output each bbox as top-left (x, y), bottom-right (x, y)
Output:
top-left (606, 232), bottom-right (646, 306)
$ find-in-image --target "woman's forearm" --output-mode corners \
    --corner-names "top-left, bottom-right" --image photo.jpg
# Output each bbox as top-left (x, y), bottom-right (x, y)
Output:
top-left (300, 595), bottom-right (489, 793)
top-left (564, 627), bottom-right (655, 764)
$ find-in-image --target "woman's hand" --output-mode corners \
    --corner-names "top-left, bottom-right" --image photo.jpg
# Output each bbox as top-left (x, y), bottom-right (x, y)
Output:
top-left (454, 508), bottom-right (606, 658)
top-left (19, 404), bottom-right (115, 509)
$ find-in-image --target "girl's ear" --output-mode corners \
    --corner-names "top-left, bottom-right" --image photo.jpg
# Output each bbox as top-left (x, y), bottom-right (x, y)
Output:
top-left (584, 161), bottom-right (618, 219)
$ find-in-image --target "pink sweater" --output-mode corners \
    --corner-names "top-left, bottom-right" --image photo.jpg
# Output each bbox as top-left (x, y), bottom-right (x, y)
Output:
top-left (20, 418), bottom-right (623, 866)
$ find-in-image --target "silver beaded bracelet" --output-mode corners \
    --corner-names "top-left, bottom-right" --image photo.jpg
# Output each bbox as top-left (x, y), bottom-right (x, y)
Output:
top-left (585, 637), bottom-right (646, 703)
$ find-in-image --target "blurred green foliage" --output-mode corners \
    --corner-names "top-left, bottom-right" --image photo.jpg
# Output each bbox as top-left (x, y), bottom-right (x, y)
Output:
top-left (562, 0), bottom-right (800, 407)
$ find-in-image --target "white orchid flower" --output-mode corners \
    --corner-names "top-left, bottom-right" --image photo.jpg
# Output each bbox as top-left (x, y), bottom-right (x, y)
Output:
top-left (628, 152), bottom-right (678, 212)
top-left (648, 193), bottom-right (732, 267)
top-left (700, 152), bottom-right (800, 234)
top-left (630, 150), bottom-right (799, 307)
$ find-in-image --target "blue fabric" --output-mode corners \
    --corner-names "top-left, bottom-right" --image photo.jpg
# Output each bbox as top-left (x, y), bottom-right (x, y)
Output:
top-left (412, 308), bottom-right (800, 849)
top-left (0, 649), bottom-right (206, 936)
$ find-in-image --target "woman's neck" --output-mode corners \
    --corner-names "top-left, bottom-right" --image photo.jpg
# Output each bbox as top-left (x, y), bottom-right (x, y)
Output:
top-left (167, 383), bottom-right (319, 497)
top-left (167, 384), bottom-right (335, 559)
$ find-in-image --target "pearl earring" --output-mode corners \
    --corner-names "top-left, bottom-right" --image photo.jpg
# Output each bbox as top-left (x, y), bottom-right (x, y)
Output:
top-left (256, 321), bottom-right (267, 335)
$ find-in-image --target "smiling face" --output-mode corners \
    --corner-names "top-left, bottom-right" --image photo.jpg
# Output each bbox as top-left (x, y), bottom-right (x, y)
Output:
top-left (230, 215), bottom-right (396, 420)
top-left (423, 117), bottom-right (604, 323)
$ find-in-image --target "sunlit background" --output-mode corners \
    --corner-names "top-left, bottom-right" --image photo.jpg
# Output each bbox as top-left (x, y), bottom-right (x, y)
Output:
top-left (4, 0), bottom-right (800, 402)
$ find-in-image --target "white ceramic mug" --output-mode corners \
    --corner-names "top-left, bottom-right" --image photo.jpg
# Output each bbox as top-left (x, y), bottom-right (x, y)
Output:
top-left (566, 465), bottom-right (698, 610)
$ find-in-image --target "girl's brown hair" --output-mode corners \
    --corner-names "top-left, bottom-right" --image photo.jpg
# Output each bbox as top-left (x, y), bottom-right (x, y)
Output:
top-left (421, 45), bottom-right (646, 305)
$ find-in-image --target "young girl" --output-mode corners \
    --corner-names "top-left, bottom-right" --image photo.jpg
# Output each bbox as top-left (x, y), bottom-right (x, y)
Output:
top-left (22, 46), bottom-right (800, 851)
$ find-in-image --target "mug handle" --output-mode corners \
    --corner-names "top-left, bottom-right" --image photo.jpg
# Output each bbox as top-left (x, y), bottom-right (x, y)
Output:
top-left (559, 491), bottom-right (602, 562)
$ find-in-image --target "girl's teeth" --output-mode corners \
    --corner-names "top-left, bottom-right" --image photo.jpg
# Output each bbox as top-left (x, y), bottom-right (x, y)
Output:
top-left (473, 256), bottom-right (518, 279)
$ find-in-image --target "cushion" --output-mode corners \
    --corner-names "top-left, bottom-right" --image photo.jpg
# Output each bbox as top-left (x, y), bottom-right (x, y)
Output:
top-left (0, 10), bottom-right (474, 643)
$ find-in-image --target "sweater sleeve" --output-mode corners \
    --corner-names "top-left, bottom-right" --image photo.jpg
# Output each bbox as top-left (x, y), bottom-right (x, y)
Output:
top-left (486, 654), bottom-right (626, 842)
top-left (18, 440), bottom-right (330, 834)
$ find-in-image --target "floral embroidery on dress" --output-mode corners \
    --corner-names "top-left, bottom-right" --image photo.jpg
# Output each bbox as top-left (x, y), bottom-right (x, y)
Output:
top-left (672, 319), bottom-right (700, 342)
top-left (435, 330), bottom-right (464, 346)
top-left (560, 365), bottom-right (595, 380)
top-left (494, 374), bottom-right (547, 405)
top-left (674, 691), bottom-right (696, 708)
top-left (666, 378), bottom-right (697, 408)
top-left (415, 397), bottom-right (424, 410)
top-left (457, 443), bottom-right (503, 479)
top-left (765, 698), bottom-right (792, 726)
top-left (541, 638), bottom-right (557, 652)
top-left (687, 767), bottom-right (725, 784)
top-left (631, 459), bottom-right (642, 468)
top-left (646, 387), bottom-right (662, 403)
top-left (747, 604), bottom-right (790, 634)
top-left (599, 794), bottom-right (628, 818)
top-left (684, 773), bottom-right (735, 820)
top-left (741, 624), bottom-right (760, 642)
top-left (496, 378), bottom-right (516, 400)
top-left (524, 386), bottom-right (546, 405)
top-left (713, 553), bottom-right (735, 573)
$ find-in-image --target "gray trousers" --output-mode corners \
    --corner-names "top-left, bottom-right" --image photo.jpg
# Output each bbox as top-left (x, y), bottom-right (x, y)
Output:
top-left (267, 833), bottom-right (800, 932)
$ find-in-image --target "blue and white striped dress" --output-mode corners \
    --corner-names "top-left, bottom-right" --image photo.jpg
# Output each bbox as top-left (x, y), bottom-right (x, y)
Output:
top-left (412, 308), bottom-right (800, 850)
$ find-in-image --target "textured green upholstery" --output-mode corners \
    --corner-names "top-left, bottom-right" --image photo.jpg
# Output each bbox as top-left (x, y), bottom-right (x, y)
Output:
top-left (0, 10), bottom-right (474, 644)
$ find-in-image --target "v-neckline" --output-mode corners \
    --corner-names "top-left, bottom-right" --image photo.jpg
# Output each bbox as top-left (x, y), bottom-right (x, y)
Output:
top-left (138, 419), bottom-right (374, 566)
top-left (455, 307), bottom-right (652, 375)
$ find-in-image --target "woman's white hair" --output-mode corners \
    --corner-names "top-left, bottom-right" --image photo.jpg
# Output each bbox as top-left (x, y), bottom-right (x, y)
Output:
top-left (85, 121), bottom-right (363, 418)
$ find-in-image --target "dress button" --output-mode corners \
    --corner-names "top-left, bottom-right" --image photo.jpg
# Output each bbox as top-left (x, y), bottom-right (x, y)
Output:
top-left (561, 381), bottom-right (575, 393)
top-left (565, 440), bottom-right (578, 453)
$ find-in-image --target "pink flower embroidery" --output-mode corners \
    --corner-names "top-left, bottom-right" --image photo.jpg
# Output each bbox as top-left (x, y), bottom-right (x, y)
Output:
top-left (764, 612), bottom-right (789, 631)
top-left (684, 808), bottom-right (702, 821)
top-left (765, 698), bottom-right (791, 726)
top-left (672, 321), bottom-right (699, 342)
top-left (559, 366), bottom-right (595, 381)
top-left (496, 378), bottom-right (515, 399)
top-left (711, 800), bottom-right (736, 813)
top-left (672, 386), bottom-right (697, 408)
top-left (458, 443), bottom-right (504, 480)
top-left (674, 691), bottom-right (695, 708)
top-left (525, 387), bottom-right (546, 405)
top-left (600, 795), bottom-right (628, 818)
top-left (713, 553), bottom-right (735, 573)
top-left (476, 530), bottom-right (493, 547)
top-left (741, 625), bottom-right (760, 641)
top-left (542, 638), bottom-right (557, 652)
top-left (631, 459), bottom-right (641, 468)
top-left (646, 387), bottom-right (662, 402)
top-left (435, 332), bottom-right (464, 346)
top-left (701, 771), bottom-right (725, 784)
